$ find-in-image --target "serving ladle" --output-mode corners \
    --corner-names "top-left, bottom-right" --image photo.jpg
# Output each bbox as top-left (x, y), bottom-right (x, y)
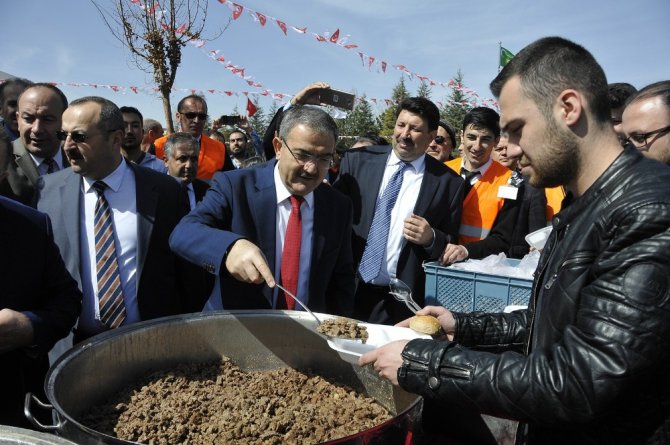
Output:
top-left (389, 277), bottom-right (422, 313)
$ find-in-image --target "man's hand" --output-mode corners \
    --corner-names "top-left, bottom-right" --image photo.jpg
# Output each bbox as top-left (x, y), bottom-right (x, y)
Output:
top-left (404, 214), bottom-right (434, 246)
top-left (238, 117), bottom-right (252, 133)
top-left (224, 239), bottom-right (276, 287)
top-left (396, 305), bottom-right (457, 341)
top-left (291, 81), bottom-right (330, 106)
top-left (440, 243), bottom-right (469, 265)
top-left (0, 308), bottom-right (34, 353)
top-left (358, 340), bottom-right (409, 386)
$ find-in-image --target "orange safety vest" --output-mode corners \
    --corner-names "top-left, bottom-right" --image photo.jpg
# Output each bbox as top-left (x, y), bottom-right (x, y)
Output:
top-left (446, 158), bottom-right (513, 244)
top-left (154, 133), bottom-right (226, 181)
top-left (545, 186), bottom-right (565, 223)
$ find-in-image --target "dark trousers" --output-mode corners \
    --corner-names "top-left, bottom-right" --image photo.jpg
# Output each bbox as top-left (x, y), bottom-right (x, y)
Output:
top-left (354, 280), bottom-right (415, 325)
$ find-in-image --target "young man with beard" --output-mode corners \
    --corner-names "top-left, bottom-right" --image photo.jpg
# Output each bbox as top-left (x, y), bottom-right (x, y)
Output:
top-left (361, 37), bottom-right (670, 445)
top-left (120, 106), bottom-right (166, 173)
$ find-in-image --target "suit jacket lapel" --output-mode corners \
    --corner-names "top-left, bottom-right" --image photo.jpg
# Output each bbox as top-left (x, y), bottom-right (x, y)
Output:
top-left (132, 164), bottom-right (157, 285)
top-left (251, 161), bottom-right (278, 276)
top-left (414, 155), bottom-right (440, 215)
top-left (361, 150), bottom-right (388, 232)
top-left (13, 139), bottom-right (40, 187)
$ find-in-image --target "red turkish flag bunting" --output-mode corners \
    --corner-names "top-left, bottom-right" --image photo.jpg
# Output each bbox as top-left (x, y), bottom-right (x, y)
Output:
top-left (247, 98), bottom-right (258, 117)
top-left (315, 34), bottom-right (326, 42)
top-left (256, 12), bottom-right (267, 26)
top-left (329, 29), bottom-right (340, 43)
top-left (232, 3), bottom-right (243, 20)
top-left (276, 20), bottom-right (288, 35)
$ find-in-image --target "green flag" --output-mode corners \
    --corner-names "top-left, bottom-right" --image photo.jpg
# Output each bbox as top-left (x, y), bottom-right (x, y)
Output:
top-left (500, 46), bottom-right (515, 67)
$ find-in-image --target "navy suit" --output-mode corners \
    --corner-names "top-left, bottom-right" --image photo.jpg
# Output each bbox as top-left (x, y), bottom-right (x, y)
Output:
top-left (0, 196), bottom-right (81, 427)
top-left (169, 160), bottom-right (355, 316)
top-left (37, 162), bottom-right (196, 339)
top-left (334, 145), bottom-right (464, 322)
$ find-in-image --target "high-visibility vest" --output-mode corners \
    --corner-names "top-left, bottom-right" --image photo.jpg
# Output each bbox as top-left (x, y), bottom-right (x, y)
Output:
top-left (446, 158), bottom-right (513, 244)
top-left (545, 186), bottom-right (565, 223)
top-left (155, 134), bottom-right (226, 181)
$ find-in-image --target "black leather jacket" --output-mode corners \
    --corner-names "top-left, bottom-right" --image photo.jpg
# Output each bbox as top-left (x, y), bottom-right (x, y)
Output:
top-left (399, 149), bottom-right (670, 444)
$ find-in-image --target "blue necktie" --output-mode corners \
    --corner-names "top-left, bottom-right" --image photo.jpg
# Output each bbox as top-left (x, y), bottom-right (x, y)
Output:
top-left (358, 162), bottom-right (409, 283)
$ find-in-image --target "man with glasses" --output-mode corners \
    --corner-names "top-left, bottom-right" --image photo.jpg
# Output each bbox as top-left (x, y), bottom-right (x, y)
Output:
top-left (622, 80), bottom-right (670, 165)
top-left (426, 120), bottom-right (456, 162)
top-left (0, 83), bottom-right (69, 206)
top-left (38, 96), bottom-right (197, 342)
top-left (334, 97), bottom-right (464, 324)
top-left (154, 94), bottom-right (227, 180)
top-left (170, 105), bottom-right (355, 316)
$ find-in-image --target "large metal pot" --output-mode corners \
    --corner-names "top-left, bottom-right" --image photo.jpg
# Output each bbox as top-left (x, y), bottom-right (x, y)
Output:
top-left (0, 426), bottom-right (78, 445)
top-left (32, 311), bottom-right (423, 444)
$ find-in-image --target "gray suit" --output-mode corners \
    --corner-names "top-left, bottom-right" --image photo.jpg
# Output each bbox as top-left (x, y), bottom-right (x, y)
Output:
top-left (37, 161), bottom-right (198, 340)
top-left (0, 139), bottom-right (67, 206)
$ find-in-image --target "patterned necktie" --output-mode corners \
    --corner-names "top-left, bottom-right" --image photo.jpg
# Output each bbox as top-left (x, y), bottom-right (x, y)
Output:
top-left (92, 181), bottom-right (126, 328)
top-left (358, 162), bottom-right (409, 283)
top-left (44, 158), bottom-right (58, 175)
top-left (460, 167), bottom-right (480, 196)
top-left (278, 195), bottom-right (304, 310)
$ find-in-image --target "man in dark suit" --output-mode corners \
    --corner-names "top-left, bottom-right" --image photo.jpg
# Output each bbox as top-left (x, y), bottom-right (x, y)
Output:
top-left (37, 96), bottom-right (195, 342)
top-left (170, 106), bottom-right (355, 316)
top-left (0, 83), bottom-right (69, 206)
top-left (334, 97), bottom-right (464, 324)
top-left (163, 131), bottom-right (210, 209)
top-left (0, 128), bottom-right (81, 427)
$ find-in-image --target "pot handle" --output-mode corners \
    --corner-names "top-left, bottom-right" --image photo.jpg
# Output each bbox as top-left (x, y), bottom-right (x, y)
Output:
top-left (24, 392), bottom-right (63, 432)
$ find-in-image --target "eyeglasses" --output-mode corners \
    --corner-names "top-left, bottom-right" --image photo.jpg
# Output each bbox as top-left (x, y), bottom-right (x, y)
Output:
top-left (282, 138), bottom-right (334, 168)
top-left (56, 129), bottom-right (119, 143)
top-left (626, 125), bottom-right (670, 148)
top-left (180, 112), bottom-right (208, 121)
top-left (434, 135), bottom-right (446, 144)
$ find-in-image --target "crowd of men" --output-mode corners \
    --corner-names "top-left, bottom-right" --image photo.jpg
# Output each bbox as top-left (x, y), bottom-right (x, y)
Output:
top-left (1, 35), bottom-right (669, 444)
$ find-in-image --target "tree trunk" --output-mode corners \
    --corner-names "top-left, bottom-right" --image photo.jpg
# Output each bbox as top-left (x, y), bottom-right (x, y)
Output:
top-left (162, 92), bottom-right (174, 134)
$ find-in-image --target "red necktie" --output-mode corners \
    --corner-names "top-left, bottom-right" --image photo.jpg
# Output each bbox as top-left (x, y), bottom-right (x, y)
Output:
top-left (279, 195), bottom-right (303, 310)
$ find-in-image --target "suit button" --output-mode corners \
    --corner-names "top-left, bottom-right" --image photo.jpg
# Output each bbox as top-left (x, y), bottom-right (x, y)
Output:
top-left (428, 376), bottom-right (440, 390)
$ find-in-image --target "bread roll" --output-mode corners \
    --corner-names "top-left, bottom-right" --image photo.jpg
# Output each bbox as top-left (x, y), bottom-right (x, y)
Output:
top-left (409, 315), bottom-right (442, 336)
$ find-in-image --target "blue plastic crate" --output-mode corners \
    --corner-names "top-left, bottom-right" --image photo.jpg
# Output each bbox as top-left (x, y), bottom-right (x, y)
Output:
top-left (423, 260), bottom-right (533, 313)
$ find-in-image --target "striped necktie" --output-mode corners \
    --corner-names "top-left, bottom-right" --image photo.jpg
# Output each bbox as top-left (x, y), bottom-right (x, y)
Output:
top-left (358, 161), bottom-right (409, 283)
top-left (92, 181), bottom-right (126, 328)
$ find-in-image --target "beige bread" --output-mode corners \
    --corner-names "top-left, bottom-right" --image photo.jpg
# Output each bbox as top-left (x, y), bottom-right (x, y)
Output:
top-left (409, 315), bottom-right (442, 336)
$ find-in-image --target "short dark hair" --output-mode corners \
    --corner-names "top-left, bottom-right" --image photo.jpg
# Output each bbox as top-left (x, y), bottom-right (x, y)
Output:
top-left (628, 80), bottom-right (670, 111)
top-left (0, 78), bottom-right (33, 101)
top-left (177, 94), bottom-right (207, 113)
top-left (19, 83), bottom-right (68, 113)
top-left (395, 97), bottom-right (440, 131)
top-left (278, 105), bottom-right (338, 143)
top-left (438, 120), bottom-right (457, 147)
top-left (69, 96), bottom-right (123, 133)
top-left (120, 106), bottom-right (143, 123)
top-left (164, 132), bottom-right (199, 159)
top-left (608, 83), bottom-right (638, 110)
top-left (462, 107), bottom-right (500, 138)
top-left (490, 36), bottom-right (611, 127)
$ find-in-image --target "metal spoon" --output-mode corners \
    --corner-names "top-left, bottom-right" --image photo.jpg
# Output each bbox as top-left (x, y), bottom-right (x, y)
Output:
top-left (389, 277), bottom-right (422, 313)
top-left (275, 283), bottom-right (322, 326)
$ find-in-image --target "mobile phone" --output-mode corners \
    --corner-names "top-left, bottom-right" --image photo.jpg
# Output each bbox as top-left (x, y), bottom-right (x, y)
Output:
top-left (218, 115), bottom-right (241, 126)
top-left (319, 89), bottom-right (356, 111)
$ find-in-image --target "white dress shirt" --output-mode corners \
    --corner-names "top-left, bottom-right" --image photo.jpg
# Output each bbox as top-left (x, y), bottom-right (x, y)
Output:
top-left (371, 151), bottom-right (426, 285)
top-left (78, 160), bottom-right (139, 336)
top-left (273, 164), bottom-right (314, 308)
top-left (462, 157), bottom-right (493, 185)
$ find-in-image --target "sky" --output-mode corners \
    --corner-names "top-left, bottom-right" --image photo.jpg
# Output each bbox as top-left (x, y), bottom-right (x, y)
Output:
top-left (3, 0), bottom-right (670, 128)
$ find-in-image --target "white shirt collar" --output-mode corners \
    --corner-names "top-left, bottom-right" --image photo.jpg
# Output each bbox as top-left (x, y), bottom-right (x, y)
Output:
top-left (387, 150), bottom-right (426, 173)
top-left (82, 159), bottom-right (128, 193)
top-left (273, 162), bottom-right (314, 208)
